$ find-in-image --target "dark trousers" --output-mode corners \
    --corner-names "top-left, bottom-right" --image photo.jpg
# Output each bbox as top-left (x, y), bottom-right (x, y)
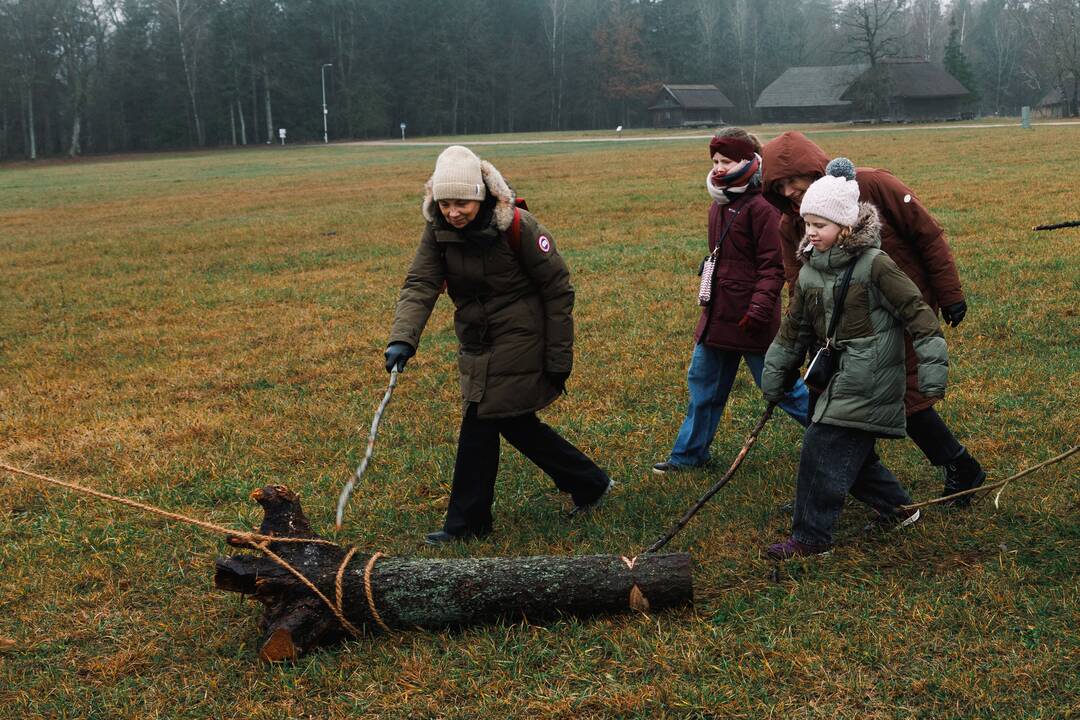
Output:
top-left (809, 393), bottom-right (967, 466)
top-left (792, 423), bottom-right (913, 547)
top-left (906, 407), bottom-right (965, 465)
top-left (443, 404), bottom-right (610, 536)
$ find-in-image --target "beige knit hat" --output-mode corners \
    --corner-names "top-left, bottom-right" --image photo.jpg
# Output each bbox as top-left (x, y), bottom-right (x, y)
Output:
top-left (430, 145), bottom-right (486, 201)
top-left (800, 157), bottom-right (860, 226)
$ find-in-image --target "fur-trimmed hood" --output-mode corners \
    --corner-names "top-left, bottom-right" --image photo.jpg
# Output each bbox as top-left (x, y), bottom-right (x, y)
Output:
top-left (422, 157), bottom-right (516, 231)
top-left (798, 201), bottom-right (881, 266)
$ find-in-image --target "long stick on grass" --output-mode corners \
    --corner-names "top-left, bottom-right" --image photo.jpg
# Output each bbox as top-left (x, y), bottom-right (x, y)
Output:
top-left (643, 403), bottom-right (776, 554)
top-left (900, 445), bottom-right (1078, 512)
top-left (336, 368), bottom-right (400, 529)
top-left (1032, 219), bottom-right (1080, 231)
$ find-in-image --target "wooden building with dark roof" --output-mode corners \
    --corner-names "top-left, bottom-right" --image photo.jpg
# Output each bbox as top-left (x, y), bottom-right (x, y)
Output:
top-left (754, 65), bottom-right (868, 123)
top-left (1035, 85), bottom-right (1078, 118)
top-left (648, 84), bottom-right (734, 128)
top-left (755, 61), bottom-right (972, 122)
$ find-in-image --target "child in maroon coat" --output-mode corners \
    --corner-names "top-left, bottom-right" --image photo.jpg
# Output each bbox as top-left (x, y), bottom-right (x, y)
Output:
top-left (654, 129), bottom-right (809, 474)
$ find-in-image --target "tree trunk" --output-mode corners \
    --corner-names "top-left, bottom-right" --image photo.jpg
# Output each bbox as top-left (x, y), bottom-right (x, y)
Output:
top-left (214, 486), bottom-right (694, 662)
top-left (237, 98), bottom-right (247, 145)
top-left (68, 114), bottom-right (80, 157)
top-left (26, 86), bottom-right (36, 160)
top-left (263, 65), bottom-right (273, 143)
top-left (173, 0), bottom-right (203, 146)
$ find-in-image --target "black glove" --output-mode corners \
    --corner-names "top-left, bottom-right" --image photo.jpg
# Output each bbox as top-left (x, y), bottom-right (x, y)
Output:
top-left (384, 342), bottom-right (415, 372)
top-left (547, 370), bottom-right (571, 394)
top-left (940, 300), bottom-right (967, 327)
top-left (781, 368), bottom-right (800, 394)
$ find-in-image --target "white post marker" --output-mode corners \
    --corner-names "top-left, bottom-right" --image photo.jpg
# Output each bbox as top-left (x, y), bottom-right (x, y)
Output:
top-left (278, 127), bottom-right (286, 145)
top-left (400, 122), bottom-right (407, 141)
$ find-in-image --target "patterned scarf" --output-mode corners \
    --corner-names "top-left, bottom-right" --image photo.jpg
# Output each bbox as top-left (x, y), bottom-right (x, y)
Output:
top-left (706, 153), bottom-right (762, 204)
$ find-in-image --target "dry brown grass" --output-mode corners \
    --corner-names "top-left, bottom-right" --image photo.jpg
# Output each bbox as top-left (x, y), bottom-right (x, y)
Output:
top-left (1, 125), bottom-right (1078, 718)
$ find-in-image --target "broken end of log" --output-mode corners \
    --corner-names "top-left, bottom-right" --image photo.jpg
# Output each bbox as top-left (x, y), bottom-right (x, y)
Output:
top-left (260, 629), bottom-right (299, 663)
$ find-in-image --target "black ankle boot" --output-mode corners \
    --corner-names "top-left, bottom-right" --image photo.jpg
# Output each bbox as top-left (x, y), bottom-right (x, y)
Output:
top-left (941, 449), bottom-right (986, 507)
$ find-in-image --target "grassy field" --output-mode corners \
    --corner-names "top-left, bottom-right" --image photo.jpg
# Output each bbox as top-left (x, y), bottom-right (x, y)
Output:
top-left (1, 124), bottom-right (1078, 719)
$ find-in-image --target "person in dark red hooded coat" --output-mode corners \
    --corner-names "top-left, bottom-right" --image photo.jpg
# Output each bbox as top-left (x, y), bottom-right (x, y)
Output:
top-left (653, 128), bottom-right (809, 475)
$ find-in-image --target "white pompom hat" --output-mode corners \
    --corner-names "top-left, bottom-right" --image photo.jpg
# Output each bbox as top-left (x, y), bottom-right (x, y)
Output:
top-left (799, 157), bottom-right (860, 226)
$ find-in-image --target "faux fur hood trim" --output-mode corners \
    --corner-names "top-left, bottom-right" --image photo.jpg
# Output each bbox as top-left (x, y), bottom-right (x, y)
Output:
top-left (422, 159), bottom-right (516, 231)
top-left (797, 202), bottom-right (882, 264)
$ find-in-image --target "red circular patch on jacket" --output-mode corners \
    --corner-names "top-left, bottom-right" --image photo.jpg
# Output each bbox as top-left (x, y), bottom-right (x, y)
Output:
top-left (538, 235), bottom-right (552, 253)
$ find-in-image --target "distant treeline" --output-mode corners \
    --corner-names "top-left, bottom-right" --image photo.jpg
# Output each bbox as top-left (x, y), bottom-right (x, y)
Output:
top-left (1, 0), bottom-right (1077, 158)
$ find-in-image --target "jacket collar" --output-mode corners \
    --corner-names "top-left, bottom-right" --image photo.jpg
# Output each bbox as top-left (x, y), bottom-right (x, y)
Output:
top-left (800, 202), bottom-right (882, 271)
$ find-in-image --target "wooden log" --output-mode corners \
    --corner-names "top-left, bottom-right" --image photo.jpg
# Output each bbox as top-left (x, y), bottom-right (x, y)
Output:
top-left (214, 486), bottom-right (694, 661)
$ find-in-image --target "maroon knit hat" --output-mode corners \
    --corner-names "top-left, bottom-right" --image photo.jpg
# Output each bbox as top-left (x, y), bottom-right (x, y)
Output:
top-left (709, 135), bottom-right (756, 162)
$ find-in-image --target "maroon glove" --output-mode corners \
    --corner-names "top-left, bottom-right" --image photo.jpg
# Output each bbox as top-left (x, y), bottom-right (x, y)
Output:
top-left (738, 314), bottom-right (764, 334)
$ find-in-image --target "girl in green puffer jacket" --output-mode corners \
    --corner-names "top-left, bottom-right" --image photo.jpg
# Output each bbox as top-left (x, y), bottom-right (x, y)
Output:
top-left (760, 160), bottom-right (948, 560)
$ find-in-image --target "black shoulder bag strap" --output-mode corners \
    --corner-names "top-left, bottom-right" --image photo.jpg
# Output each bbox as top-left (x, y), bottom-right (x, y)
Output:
top-left (823, 260), bottom-right (857, 347)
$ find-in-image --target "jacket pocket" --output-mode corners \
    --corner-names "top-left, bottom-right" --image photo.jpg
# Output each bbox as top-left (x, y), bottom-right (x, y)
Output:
top-left (831, 336), bottom-right (876, 399)
top-left (836, 283), bottom-right (875, 339)
top-left (714, 278), bottom-right (754, 321)
top-left (458, 351), bottom-right (489, 403)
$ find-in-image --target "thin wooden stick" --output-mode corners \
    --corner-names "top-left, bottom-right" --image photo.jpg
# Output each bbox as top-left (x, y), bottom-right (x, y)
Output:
top-left (900, 445), bottom-right (1078, 512)
top-left (643, 403), bottom-right (775, 554)
top-left (1032, 219), bottom-right (1080, 231)
top-left (336, 368), bottom-right (400, 529)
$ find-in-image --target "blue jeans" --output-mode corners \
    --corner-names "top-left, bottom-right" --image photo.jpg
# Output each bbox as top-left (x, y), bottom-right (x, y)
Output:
top-left (668, 343), bottom-right (809, 467)
top-left (792, 423), bottom-right (912, 546)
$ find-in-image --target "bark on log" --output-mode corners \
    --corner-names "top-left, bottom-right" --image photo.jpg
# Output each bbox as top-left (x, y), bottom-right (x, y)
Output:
top-left (214, 485), bottom-right (694, 661)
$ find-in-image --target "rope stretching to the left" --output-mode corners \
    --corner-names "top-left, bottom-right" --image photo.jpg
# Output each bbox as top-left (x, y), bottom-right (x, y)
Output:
top-left (0, 462), bottom-right (383, 637)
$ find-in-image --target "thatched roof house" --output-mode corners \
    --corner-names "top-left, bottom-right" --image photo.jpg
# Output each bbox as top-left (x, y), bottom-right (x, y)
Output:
top-left (755, 61), bottom-right (972, 122)
top-left (648, 84), bottom-right (734, 128)
top-left (1035, 85), bottom-right (1078, 118)
top-left (754, 65), bottom-right (868, 122)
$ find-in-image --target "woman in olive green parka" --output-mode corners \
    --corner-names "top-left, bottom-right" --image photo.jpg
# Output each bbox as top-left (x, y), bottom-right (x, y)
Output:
top-left (385, 146), bottom-right (612, 545)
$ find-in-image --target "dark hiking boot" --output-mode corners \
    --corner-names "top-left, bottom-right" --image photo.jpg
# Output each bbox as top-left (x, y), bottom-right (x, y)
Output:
top-left (862, 507), bottom-right (921, 533)
top-left (569, 479), bottom-right (616, 517)
top-left (941, 450), bottom-right (986, 507)
top-left (652, 461), bottom-right (690, 475)
top-left (765, 536), bottom-right (832, 561)
top-left (424, 528), bottom-right (489, 546)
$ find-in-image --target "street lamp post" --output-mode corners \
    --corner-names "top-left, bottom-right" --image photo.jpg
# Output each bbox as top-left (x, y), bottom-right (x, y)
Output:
top-left (321, 63), bottom-right (333, 143)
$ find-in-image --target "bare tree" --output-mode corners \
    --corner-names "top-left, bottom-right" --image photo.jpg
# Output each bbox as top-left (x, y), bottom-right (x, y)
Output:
top-left (160, 0), bottom-right (209, 146)
top-left (907, 0), bottom-right (945, 60)
top-left (694, 0), bottom-right (724, 79)
top-left (56, 0), bottom-right (109, 156)
top-left (541, 0), bottom-right (569, 130)
top-left (1034, 0), bottom-right (1080, 115)
top-left (1, 0), bottom-right (60, 159)
top-left (840, 0), bottom-right (909, 65)
top-left (983, 0), bottom-right (1025, 113)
